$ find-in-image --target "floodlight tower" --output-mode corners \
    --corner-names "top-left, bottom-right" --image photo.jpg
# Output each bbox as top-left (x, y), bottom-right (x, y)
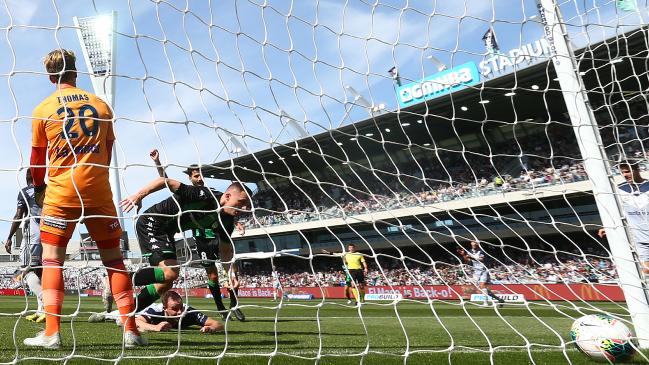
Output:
top-left (73, 12), bottom-right (123, 222)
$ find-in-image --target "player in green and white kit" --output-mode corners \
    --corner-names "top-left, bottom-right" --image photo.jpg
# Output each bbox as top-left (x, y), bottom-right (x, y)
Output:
top-left (149, 150), bottom-right (246, 321)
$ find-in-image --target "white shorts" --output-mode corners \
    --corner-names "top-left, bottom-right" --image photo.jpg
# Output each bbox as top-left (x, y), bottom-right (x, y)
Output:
top-left (20, 221), bottom-right (42, 268)
top-left (473, 270), bottom-right (490, 284)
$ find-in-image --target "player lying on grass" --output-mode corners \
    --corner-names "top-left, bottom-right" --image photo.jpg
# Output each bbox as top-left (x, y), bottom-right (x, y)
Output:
top-left (119, 176), bottom-right (251, 321)
top-left (150, 150), bottom-right (246, 321)
top-left (92, 290), bottom-right (223, 334)
top-left (457, 240), bottom-right (505, 307)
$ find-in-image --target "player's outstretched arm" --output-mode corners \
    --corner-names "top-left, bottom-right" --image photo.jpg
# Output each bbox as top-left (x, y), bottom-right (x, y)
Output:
top-left (120, 177), bottom-right (182, 212)
top-left (456, 247), bottom-right (470, 263)
top-left (150, 149), bottom-right (168, 179)
top-left (135, 316), bottom-right (171, 332)
top-left (200, 317), bottom-right (224, 333)
top-left (4, 204), bottom-right (26, 253)
top-left (321, 249), bottom-right (344, 257)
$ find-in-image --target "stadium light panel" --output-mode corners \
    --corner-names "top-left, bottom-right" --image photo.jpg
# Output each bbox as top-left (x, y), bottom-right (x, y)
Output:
top-left (610, 58), bottom-right (623, 64)
top-left (279, 110), bottom-right (308, 138)
top-left (478, 100), bottom-right (490, 104)
top-left (75, 14), bottom-right (114, 77)
top-left (504, 92), bottom-right (516, 96)
top-left (223, 131), bottom-right (249, 155)
top-left (344, 85), bottom-right (373, 113)
top-left (336, 142), bottom-right (343, 145)
top-left (401, 122), bottom-right (410, 126)
top-left (426, 55), bottom-right (447, 72)
top-left (531, 84), bottom-right (540, 90)
top-left (349, 137), bottom-right (357, 141)
top-left (460, 106), bottom-right (468, 111)
top-left (365, 133), bottom-right (374, 137)
top-left (416, 119), bottom-right (423, 124)
top-left (423, 143), bottom-right (431, 146)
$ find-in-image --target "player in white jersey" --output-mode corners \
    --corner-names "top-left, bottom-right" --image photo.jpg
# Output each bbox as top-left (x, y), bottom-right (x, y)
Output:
top-left (598, 160), bottom-right (649, 275)
top-left (271, 266), bottom-right (282, 301)
top-left (458, 240), bottom-right (504, 307)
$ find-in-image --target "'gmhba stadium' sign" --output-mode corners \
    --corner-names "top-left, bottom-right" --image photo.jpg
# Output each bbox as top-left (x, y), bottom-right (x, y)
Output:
top-left (397, 62), bottom-right (480, 108)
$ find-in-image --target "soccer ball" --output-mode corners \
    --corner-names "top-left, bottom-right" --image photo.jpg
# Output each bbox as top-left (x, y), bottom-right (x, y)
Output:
top-left (570, 314), bottom-right (636, 362)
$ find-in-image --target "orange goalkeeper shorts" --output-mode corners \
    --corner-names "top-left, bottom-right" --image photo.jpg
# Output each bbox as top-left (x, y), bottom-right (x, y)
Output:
top-left (40, 204), bottom-right (122, 242)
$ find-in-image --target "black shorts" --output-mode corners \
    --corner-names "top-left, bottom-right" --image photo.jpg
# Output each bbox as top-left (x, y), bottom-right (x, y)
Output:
top-left (194, 237), bottom-right (219, 267)
top-left (348, 269), bottom-right (365, 284)
top-left (136, 215), bottom-right (177, 266)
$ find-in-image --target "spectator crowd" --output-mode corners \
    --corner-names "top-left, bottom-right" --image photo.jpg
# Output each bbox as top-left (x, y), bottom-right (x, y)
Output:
top-left (243, 126), bottom-right (592, 229)
top-left (0, 251), bottom-right (618, 291)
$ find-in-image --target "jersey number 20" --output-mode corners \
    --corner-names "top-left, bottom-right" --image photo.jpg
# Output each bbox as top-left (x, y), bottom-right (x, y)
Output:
top-left (57, 104), bottom-right (99, 139)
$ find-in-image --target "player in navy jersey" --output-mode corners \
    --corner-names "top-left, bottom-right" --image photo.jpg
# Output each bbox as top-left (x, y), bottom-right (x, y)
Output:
top-left (136, 291), bottom-right (222, 333)
top-left (458, 240), bottom-right (504, 307)
top-left (95, 291), bottom-right (223, 333)
top-left (598, 160), bottom-right (649, 276)
top-left (4, 170), bottom-right (45, 323)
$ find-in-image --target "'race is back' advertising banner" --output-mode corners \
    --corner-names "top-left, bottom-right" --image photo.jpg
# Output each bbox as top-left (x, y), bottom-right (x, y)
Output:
top-left (75, 284), bottom-right (625, 302)
top-left (397, 62), bottom-right (480, 108)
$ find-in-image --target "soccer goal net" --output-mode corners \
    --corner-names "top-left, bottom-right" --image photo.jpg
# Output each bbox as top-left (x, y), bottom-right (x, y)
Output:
top-left (1, 0), bottom-right (649, 364)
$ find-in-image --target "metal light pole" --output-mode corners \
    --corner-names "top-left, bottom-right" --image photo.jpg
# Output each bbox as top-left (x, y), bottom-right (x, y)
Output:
top-left (73, 12), bottom-right (124, 224)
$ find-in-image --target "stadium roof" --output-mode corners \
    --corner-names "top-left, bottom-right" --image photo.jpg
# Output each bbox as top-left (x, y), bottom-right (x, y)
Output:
top-left (202, 27), bottom-right (649, 184)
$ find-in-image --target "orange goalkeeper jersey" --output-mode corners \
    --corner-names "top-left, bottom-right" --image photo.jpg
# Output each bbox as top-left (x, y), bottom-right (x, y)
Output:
top-left (32, 87), bottom-right (115, 208)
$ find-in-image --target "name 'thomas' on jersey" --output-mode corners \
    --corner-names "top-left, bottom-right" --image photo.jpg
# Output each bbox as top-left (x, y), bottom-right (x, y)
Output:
top-left (618, 180), bottom-right (649, 243)
top-left (32, 87), bottom-right (115, 208)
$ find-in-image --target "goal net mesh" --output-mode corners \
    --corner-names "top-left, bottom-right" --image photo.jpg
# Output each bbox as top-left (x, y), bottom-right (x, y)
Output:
top-left (1, 0), bottom-right (649, 363)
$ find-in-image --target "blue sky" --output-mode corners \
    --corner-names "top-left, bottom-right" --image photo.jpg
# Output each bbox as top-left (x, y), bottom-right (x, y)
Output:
top-left (0, 0), bottom-right (646, 238)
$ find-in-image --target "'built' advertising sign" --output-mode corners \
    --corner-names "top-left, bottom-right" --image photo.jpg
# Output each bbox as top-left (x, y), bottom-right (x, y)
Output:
top-left (397, 62), bottom-right (480, 108)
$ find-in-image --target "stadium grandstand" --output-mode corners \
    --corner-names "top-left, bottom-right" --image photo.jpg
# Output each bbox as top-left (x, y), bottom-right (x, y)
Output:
top-left (1, 27), bottom-right (646, 293)
top-left (197, 26), bottom-right (649, 279)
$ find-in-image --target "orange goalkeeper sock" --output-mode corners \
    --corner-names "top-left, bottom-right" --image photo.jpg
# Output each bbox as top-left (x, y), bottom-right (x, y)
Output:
top-left (104, 257), bottom-right (138, 334)
top-left (42, 257), bottom-right (64, 336)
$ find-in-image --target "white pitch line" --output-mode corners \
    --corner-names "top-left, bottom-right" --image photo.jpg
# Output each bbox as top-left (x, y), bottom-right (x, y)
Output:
top-left (242, 315), bottom-right (562, 320)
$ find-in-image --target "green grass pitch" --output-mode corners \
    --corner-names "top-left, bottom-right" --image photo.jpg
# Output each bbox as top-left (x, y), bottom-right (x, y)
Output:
top-left (0, 296), bottom-right (647, 364)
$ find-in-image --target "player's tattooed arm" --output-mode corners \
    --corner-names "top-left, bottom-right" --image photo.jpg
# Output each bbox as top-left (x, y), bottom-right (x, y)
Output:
top-left (120, 177), bottom-right (182, 212)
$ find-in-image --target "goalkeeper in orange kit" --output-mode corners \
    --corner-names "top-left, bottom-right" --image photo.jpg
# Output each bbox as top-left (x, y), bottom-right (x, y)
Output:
top-left (23, 48), bottom-right (146, 348)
